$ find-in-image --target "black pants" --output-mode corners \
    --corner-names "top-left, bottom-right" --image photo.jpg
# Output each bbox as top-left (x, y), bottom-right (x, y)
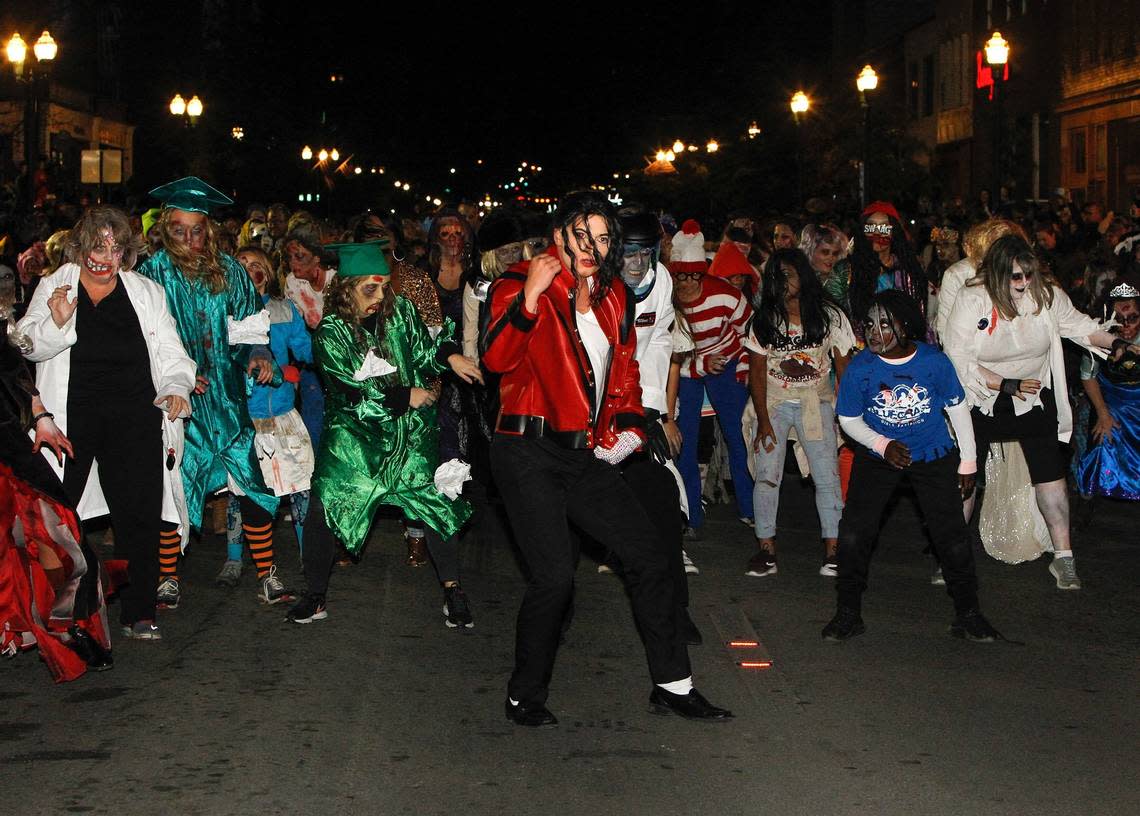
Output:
top-left (301, 492), bottom-right (459, 597)
top-left (836, 450), bottom-right (979, 616)
top-left (620, 450), bottom-right (689, 611)
top-left (491, 435), bottom-right (691, 707)
top-left (63, 401), bottom-right (161, 626)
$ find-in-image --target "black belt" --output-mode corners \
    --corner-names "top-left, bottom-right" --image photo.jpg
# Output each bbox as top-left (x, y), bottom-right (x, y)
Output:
top-left (496, 414), bottom-right (589, 449)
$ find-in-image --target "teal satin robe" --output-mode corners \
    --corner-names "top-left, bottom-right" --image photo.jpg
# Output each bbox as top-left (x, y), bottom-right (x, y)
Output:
top-left (137, 250), bottom-right (279, 527)
top-left (313, 295), bottom-right (471, 553)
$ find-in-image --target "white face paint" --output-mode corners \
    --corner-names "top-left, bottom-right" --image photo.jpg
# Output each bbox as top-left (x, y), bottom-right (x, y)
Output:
top-left (864, 304), bottom-right (899, 355)
top-left (1009, 260), bottom-right (1032, 303)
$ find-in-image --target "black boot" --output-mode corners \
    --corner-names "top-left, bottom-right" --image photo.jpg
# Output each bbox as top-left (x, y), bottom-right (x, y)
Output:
top-left (67, 626), bottom-right (113, 671)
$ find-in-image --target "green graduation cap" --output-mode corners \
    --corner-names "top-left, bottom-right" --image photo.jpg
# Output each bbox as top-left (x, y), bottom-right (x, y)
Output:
top-left (148, 176), bottom-right (234, 214)
top-left (327, 241), bottom-right (391, 278)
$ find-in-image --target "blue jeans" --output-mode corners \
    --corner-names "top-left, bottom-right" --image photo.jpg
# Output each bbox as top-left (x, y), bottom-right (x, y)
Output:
top-left (752, 400), bottom-right (843, 540)
top-left (677, 367), bottom-right (754, 528)
top-left (299, 369), bottom-right (324, 452)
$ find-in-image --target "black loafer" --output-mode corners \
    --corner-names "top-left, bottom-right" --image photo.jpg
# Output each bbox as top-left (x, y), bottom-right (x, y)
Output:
top-left (504, 698), bottom-right (558, 727)
top-left (649, 687), bottom-right (733, 721)
top-left (68, 626), bottom-right (114, 671)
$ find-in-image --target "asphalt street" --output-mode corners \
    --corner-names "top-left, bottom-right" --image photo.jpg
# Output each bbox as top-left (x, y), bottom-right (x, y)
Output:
top-left (2, 479), bottom-right (1138, 816)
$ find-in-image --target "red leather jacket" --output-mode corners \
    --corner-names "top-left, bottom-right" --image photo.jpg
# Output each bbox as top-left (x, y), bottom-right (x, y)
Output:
top-left (481, 247), bottom-right (645, 450)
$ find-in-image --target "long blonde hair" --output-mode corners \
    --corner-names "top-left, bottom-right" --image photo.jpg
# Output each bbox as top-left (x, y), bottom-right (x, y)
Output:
top-left (970, 234), bottom-right (1053, 321)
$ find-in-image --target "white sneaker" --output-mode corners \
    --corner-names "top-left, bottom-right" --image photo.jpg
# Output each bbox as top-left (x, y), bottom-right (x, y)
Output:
top-left (682, 550), bottom-right (699, 575)
top-left (597, 563), bottom-right (614, 574)
top-left (931, 563), bottom-right (945, 586)
top-left (1048, 556), bottom-right (1081, 590)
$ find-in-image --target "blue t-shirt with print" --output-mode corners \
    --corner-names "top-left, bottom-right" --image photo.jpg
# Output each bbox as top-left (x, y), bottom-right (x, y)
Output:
top-left (836, 342), bottom-right (965, 462)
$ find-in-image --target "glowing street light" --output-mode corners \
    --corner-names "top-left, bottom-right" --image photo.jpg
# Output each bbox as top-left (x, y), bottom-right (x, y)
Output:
top-left (747, 121), bottom-right (761, 139)
top-left (985, 31), bottom-right (1010, 67)
top-left (5, 33), bottom-right (27, 67)
top-left (169, 93), bottom-right (186, 116)
top-left (665, 150), bottom-right (676, 162)
top-left (672, 139), bottom-right (685, 154)
top-left (318, 148), bottom-right (329, 162)
top-left (706, 139), bottom-right (719, 153)
top-left (32, 31), bottom-right (57, 62)
top-left (856, 64), bottom-right (879, 93)
top-left (329, 148), bottom-right (339, 162)
top-left (790, 91), bottom-right (810, 116)
top-left (186, 95), bottom-right (203, 119)
top-left (655, 149), bottom-right (667, 162)
top-left (301, 145), bottom-right (313, 160)
top-left (231, 126), bottom-right (244, 141)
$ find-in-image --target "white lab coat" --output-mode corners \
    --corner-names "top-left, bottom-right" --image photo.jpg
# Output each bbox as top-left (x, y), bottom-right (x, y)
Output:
top-left (18, 264), bottom-right (198, 548)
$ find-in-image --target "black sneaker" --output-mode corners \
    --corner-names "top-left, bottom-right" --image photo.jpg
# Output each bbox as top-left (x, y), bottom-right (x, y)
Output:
top-left (443, 586), bottom-right (474, 629)
top-left (949, 610), bottom-right (999, 642)
top-left (745, 549), bottom-right (777, 577)
top-left (821, 607), bottom-right (865, 641)
top-left (285, 594), bottom-right (327, 624)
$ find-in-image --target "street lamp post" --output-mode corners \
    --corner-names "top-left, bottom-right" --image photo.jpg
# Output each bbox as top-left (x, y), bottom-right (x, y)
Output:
top-left (790, 91), bottom-right (811, 205)
top-left (856, 65), bottom-right (879, 208)
top-left (5, 31), bottom-right (58, 211)
top-left (985, 31), bottom-right (1010, 204)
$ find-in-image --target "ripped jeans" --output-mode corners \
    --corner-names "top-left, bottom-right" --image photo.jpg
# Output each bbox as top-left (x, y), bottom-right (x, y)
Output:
top-left (752, 400), bottom-right (843, 540)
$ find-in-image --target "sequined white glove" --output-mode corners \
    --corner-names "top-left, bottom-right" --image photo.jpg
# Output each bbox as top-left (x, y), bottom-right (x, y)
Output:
top-left (593, 430), bottom-right (642, 466)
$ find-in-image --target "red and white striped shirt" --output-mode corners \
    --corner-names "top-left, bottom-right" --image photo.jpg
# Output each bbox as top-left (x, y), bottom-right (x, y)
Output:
top-left (678, 277), bottom-right (752, 379)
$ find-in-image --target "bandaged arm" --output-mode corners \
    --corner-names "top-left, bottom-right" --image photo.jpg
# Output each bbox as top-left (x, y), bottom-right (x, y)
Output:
top-left (943, 400), bottom-right (977, 475)
top-left (838, 413), bottom-right (892, 458)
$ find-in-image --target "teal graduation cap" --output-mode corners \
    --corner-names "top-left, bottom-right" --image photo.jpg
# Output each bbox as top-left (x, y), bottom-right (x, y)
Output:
top-left (148, 176), bottom-right (234, 214)
top-left (326, 241), bottom-right (391, 278)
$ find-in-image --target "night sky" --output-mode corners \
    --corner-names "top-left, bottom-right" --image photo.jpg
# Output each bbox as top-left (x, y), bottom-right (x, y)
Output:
top-left (4, 0), bottom-right (833, 209)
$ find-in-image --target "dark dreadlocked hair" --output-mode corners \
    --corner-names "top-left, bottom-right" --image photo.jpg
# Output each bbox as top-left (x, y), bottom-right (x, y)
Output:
top-left (865, 288), bottom-right (928, 343)
top-left (848, 212), bottom-right (928, 328)
top-left (553, 191), bottom-right (624, 306)
top-left (752, 248), bottom-right (844, 348)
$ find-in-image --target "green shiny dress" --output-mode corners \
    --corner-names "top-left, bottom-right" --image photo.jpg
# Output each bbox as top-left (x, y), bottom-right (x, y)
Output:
top-left (313, 295), bottom-right (471, 553)
top-left (138, 250), bottom-right (279, 527)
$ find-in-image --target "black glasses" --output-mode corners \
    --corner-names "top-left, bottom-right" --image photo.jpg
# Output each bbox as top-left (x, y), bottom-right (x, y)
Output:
top-left (1117, 313), bottom-right (1140, 326)
top-left (673, 271), bottom-right (705, 282)
top-left (1010, 270), bottom-right (1035, 283)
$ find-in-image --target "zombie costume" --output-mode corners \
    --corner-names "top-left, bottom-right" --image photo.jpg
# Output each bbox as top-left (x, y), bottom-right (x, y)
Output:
top-left (0, 335), bottom-right (111, 682)
top-left (137, 249), bottom-right (279, 527)
top-left (311, 296), bottom-right (471, 551)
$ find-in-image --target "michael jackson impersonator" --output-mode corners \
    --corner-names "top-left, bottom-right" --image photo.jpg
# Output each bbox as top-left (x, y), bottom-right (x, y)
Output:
top-left (284, 242), bottom-right (484, 627)
top-left (138, 177), bottom-right (288, 608)
top-left (482, 191), bottom-right (732, 726)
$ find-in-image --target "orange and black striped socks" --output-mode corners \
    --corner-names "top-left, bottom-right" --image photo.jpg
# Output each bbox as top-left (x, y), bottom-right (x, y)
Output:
top-left (159, 525), bottom-right (181, 580)
top-left (245, 522), bottom-right (275, 578)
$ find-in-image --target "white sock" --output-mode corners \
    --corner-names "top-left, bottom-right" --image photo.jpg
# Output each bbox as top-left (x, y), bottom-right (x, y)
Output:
top-left (656, 676), bottom-right (694, 695)
top-left (508, 697), bottom-right (518, 706)
top-left (1054, 550), bottom-right (1073, 560)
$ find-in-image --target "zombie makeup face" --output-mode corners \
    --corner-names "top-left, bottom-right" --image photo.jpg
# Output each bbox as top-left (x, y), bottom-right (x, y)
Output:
top-left (810, 240), bottom-right (841, 275)
top-left (286, 241), bottom-right (323, 285)
top-left (554, 215), bottom-right (611, 279)
top-left (620, 243), bottom-right (656, 286)
top-left (436, 217), bottom-right (467, 260)
top-left (1113, 299), bottom-right (1140, 341)
top-left (864, 214), bottom-right (893, 252)
top-left (493, 241), bottom-right (524, 270)
top-left (863, 304), bottom-right (903, 356)
top-left (351, 275), bottom-right (388, 319)
top-left (237, 251), bottom-right (271, 294)
top-left (772, 224), bottom-right (795, 250)
top-left (1009, 260), bottom-right (1033, 302)
top-left (168, 209), bottom-right (208, 256)
top-left (85, 227), bottom-right (125, 279)
top-left (267, 208), bottom-right (289, 239)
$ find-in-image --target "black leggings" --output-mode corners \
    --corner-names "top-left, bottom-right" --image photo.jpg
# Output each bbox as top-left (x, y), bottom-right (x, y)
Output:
top-left (301, 493), bottom-right (458, 597)
top-left (63, 401), bottom-right (161, 626)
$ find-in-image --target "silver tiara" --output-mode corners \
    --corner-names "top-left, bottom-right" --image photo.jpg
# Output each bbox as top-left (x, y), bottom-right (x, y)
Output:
top-left (1109, 282), bottom-right (1140, 298)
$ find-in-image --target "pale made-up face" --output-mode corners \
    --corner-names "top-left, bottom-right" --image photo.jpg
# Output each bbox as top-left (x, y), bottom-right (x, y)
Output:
top-left (1009, 260), bottom-right (1033, 303)
top-left (811, 241), bottom-right (841, 275)
top-left (237, 250), bottom-right (270, 293)
top-left (351, 275), bottom-right (388, 319)
top-left (286, 241), bottom-right (322, 285)
top-left (863, 304), bottom-right (902, 355)
top-left (772, 225), bottom-right (795, 249)
top-left (85, 226), bottom-right (125, 280)
top-left (553, 215), bottom-right (611, 279)
top-left (168, 209), bottom-right (208, 256)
